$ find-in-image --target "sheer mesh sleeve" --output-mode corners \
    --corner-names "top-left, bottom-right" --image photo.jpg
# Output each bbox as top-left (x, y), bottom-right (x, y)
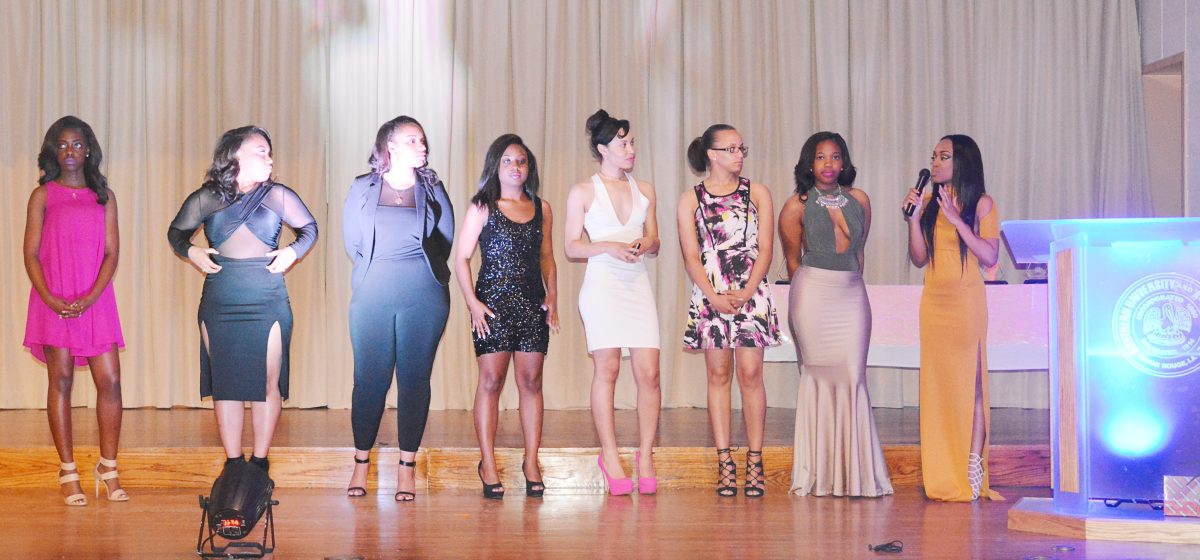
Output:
top-left (167, 187), bottom-right (221, 257)
top-left (264, 185), bottom-right (319, 258)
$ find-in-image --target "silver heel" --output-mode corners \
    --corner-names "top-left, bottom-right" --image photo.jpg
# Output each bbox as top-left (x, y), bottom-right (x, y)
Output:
top-left (967, 452), bottom-right (985, 501)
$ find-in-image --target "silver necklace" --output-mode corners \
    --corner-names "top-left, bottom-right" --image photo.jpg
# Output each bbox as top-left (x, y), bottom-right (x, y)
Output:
top-left (814, 186), bottom-right (848, 209)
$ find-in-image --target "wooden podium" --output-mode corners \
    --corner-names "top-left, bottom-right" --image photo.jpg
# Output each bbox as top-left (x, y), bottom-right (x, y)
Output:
top-left (1002, 218), bottom-right (1200, 543)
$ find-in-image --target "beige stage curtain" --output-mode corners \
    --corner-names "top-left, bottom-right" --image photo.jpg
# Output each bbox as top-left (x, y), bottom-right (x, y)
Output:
top-left (0, 0), bottom-right (1148, 411)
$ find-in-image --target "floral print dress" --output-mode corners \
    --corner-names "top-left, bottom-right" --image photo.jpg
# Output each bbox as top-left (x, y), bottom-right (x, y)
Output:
top-left (683, 177), bottom-right (781, 349)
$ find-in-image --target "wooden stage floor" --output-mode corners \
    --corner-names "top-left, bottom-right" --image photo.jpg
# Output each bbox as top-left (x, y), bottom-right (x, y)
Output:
top-left (1, 408), bottom-right (1195, 558)
top-left (1, 407), bottom-right (1054, 491)
top-left (3, 487), bottom-right (1192, 559)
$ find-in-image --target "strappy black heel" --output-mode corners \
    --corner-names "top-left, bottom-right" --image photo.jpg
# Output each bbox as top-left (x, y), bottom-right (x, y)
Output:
top-left (744, 450), bottom-right (765, 498)
top-left (716, 448), bottom-right (737, 497)
top-left (395, 458), bottom-right (417, 502)
top-left (478, 461), bottom-right (505, 500)
top-left (347, 456), bottom-right (369, 497)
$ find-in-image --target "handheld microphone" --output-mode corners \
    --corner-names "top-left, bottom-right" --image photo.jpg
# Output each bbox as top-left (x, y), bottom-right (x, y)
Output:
top-left (903, 169), bottom-right (931, 217)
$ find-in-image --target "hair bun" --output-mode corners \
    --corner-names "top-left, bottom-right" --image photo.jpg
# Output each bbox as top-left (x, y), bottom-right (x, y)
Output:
top-left (585, 109), bottom-right (610, 134)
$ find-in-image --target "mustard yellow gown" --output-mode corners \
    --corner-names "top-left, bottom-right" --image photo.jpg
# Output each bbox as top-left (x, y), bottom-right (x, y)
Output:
top-left (918, 197), bottom-right (1003, 501)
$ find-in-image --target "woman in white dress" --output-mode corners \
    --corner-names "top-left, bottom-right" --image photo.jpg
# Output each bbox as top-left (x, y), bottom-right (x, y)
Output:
top-left (563, 109), bottom-right (661, 496)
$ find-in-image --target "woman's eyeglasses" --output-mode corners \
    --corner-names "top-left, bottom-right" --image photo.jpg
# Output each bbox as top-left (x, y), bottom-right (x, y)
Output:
top-left (711, 145), bottom-right (749, 156)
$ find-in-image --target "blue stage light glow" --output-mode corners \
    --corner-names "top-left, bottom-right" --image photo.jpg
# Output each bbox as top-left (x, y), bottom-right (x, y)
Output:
top-left (1103, 409), bottom-right (1168, 457)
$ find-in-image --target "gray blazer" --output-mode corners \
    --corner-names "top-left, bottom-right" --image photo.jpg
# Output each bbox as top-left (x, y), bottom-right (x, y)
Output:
top-left (342, 170), bottom-right (455, 289)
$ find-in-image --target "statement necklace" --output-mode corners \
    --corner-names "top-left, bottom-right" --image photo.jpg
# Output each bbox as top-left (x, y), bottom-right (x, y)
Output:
top-left (814, 186), bottom-right (848, 209)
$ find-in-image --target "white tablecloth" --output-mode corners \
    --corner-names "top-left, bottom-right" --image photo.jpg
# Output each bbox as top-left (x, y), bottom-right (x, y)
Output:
top-left (765, 283), bottom-right (1049, 370)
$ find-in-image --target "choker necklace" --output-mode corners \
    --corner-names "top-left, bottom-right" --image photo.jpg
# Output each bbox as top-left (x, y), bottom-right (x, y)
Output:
top-left (598, 171), bottom-right (624, 182)
top-left (814, 186), bottom-right (848, 209)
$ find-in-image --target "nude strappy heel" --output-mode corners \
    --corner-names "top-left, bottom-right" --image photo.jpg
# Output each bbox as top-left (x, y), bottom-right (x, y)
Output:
top-left (59, 462), bottom-right (87, 506)
top-left (94, 457), bottom-right (130, 501)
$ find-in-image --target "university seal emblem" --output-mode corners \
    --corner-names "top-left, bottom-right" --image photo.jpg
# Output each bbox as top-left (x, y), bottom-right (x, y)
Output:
top-left (1112, 273), bottom-right (1200, 378)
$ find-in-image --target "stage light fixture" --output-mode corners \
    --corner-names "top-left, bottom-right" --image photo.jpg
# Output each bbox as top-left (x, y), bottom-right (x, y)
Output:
top-left (197, 459), bottom-right (278, 558)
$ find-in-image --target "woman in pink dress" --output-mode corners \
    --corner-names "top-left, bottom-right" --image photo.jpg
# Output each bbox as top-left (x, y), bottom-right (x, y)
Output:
top-left (23, 116), bottom-right (127, 506)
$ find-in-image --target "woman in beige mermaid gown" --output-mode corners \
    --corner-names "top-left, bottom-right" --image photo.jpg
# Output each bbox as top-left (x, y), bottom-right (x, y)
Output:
top-left (779, 132), bottom-right (892, 497)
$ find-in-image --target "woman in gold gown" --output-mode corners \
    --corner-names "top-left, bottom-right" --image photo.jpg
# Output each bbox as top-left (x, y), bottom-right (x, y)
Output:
top-left (902, 135), bottom-right (1002, 502)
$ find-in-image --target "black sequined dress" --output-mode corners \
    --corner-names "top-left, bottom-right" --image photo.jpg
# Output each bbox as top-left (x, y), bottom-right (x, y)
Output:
top-left (473, 198), bottom-right (549, 355)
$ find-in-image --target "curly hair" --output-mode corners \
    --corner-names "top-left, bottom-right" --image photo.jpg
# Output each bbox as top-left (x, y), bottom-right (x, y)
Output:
top-left (203, 125), bottom-right (274, 204)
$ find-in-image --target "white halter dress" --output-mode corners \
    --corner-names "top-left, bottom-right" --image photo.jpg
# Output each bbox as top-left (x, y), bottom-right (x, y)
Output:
top-left (577, 173), bottom-right (661, 352)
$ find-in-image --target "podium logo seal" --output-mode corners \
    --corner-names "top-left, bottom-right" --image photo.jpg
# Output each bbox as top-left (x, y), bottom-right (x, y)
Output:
top-left (1113, 273), bottom-right (1200, 378)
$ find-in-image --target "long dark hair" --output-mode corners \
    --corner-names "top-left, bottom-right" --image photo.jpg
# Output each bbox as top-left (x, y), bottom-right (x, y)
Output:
top-left (37, 116), bottom-right (109, 205)
top-left (920, 134), bottom-right (986, 268)
top-left (584, 109), bottom-right (630, 161)
top-left (472, 134), bottom-right (539, 210)
top-left (686, 124), bottom-right (736, 175)
top-left (203, 125), bottom-right (273, 204)
top-left (793, 131), bottom-right (857, 198)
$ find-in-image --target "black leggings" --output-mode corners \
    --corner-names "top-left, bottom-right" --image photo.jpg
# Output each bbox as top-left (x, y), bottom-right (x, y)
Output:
top-left (349, 258), bottom-right (449, 452)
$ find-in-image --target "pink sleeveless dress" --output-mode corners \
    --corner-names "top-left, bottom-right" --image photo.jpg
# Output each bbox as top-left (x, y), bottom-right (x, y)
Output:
top-left (23, 182), bottom-right (124, 365)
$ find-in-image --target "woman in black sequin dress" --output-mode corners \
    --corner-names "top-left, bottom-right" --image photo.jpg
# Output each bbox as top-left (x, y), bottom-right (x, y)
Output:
top-left (454, 134), bottom-right (559, 498)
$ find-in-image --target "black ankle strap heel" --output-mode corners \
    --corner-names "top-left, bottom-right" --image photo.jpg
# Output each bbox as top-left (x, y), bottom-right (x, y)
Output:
top-left (395, 458), bottom-right (417, 502)
top-left (347, 455), bottom-right (370, 497)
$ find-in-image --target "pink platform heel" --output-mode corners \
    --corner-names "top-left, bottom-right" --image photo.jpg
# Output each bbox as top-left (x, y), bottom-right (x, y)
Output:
top-left (597, 455), bottom-right (633, 496)
top-left (635, 451), bottom-right (657, 495)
